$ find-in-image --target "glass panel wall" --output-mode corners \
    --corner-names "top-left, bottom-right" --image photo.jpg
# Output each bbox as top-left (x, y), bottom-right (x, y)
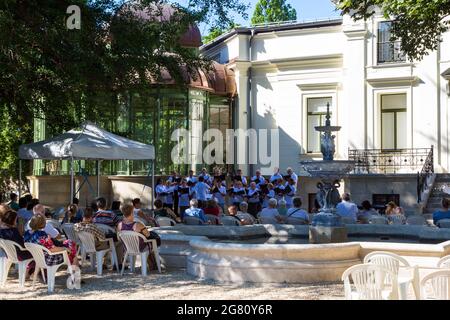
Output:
top-left (32, 88), bottom-right (232, 176)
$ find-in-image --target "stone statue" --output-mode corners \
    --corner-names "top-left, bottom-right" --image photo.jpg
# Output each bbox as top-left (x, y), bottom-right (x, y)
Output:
top-left (315, 180), bottom-right (341, 212)
top-left (320, 132), bottom-right (336, 161)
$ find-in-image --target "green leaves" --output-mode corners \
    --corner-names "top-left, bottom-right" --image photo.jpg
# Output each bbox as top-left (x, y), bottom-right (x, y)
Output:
top-left (251, 0), bottom-right (297, 26)
top-left (0, 0), bottom-right (248, 186)
top-left (335, 0), bottom-right (450, 61)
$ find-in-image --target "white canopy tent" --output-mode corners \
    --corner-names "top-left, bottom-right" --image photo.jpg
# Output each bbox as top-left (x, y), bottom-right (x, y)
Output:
top-left (19, 122), bottom-right (156, 206)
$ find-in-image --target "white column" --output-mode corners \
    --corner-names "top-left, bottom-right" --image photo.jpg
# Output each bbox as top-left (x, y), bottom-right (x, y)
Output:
top-left (342, 16), bottom-right (368, 155)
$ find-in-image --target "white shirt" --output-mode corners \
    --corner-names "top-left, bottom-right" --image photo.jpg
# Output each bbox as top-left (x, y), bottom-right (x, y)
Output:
top-left (259, 208), bottom-right (281, 224)
top-left (177, 186), bottom-right (191, 207)
top-left (251, 175), bottom-right (265, 186)
top-left (155, 184), bottom-right (167, 203)
top-left (263, 190), bottom-right (275, 208)
top-left (287, 207), bottom-right (309, 221)
top-left (270, 173), bottom-right (283, 183)
top-left (290, 172), bottom-right (298, 184)
top-left (25, 220), bottom-right (60, 239)
top-left (232, 187), bottom-right (246, 203)
top-left (212, 186), bottom-right (226, 205)
top-left (193, 182), bottom-right (210, 201)
top-left (165, 185), bottom-right (176, 204)
top-left (336, 201), bottom-right (358, 222)
top-left (284, 184), bottom-right (297, 206)
top-left (246, 188), bottom-right (260, 203)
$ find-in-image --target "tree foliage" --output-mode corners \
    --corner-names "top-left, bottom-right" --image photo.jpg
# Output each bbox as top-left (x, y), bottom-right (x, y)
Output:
top-left (251, 0), bottom-right (297, 26)
top-left (0, 0), bottom-right (248, 193)
top-left (336, 0), bottom-right (450, 61)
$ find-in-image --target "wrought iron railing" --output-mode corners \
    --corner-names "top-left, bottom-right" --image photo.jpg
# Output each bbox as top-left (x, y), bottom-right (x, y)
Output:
top-left (417, 146), bottom-right (434, 203)
top-left (348, 147), bottom-right (433, 175)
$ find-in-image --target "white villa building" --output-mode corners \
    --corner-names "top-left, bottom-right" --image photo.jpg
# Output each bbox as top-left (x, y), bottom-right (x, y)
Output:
top-left (201, 5), bottom-right (450, 213)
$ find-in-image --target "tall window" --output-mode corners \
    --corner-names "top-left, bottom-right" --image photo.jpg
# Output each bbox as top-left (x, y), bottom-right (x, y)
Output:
top-left (307, 97), bottom-right (332, 153)
top-left (381, 94), bottom-right (407, 150)
top-left (378, 21), bottom-right (406, 64)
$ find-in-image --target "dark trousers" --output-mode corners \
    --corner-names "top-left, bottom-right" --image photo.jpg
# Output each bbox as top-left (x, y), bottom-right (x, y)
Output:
top-left (248, 203), bottom-right (261, 217)
top-left (179, 206), bottom-right (189, 219)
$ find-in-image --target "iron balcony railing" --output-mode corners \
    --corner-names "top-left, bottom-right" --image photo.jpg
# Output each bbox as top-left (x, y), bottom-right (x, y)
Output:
top-left (348, 147), bottom-right (433, 175)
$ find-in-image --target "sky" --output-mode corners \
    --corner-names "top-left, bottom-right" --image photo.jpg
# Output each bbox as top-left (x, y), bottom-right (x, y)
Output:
top-left (198, 0), bottom-right (341, 35)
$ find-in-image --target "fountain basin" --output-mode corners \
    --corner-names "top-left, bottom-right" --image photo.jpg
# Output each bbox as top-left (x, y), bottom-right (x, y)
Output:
top-left (187, 239), bottom-right (361, 283)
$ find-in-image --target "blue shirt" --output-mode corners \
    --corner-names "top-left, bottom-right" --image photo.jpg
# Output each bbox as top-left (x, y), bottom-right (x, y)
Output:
top-left (17, 208), bottom-right (33, 223)
top-left (433, 210), bottom-right (450, 226)
top-left (184, 207), bottom-right (208, 223)
top-left (270, 173), bottom-right (283, 183)
top-left (193, 182), bottom-right (210, 201)
top-left (336, 201), bottom-right (358, 222)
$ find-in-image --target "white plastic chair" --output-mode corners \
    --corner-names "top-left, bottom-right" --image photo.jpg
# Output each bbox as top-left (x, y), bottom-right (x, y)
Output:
top-left (133, 216), bottom-right (148, 227)
top-left (0, 239), bottom-right (34, 287)
top-left (340, 217), bottom-right (357, 224)
top-left (76, 231), bottom-right (118, 276)
top-left (363, 251), bottom-right (416, 299)
top-left (286, 217), bottom-right (308, 225)
top-left (156, 216), bottom-right (177, 227)
top-left (437, 255), bottom-right (450, 268)
top-left (221, 216), bottom-right (241, 226)
top-left (342, 264), bottom-right (399, 300)
top-left (183, 216), bottom-right (205, 225)
top-left (47, 219), bottom-right (62, 233)
top-left (24, 242), bottom-right (74, 293)
top-left (420, 270), bottom-right (450, 300)
top-left (406, 215), bottom-right (427, 226)
top-left (205, 214), bottom-right (220, 225)
top-left (437, 219), bottom-right (450, 228)
top-left (62, 223), bottom-right (82, 255)
top-left (118, 231), bottom-right (161, 276)
top-left (94, 223), bottom-right (117, 236)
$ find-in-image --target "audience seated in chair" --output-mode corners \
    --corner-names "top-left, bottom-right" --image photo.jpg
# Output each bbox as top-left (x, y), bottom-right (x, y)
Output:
top-left (24, 215), bottom-right (78, 268)
top-left (357, 200), bottom-right (379, 224)
top-left (285, 197), bottom-right (309, 225)
top-left (74, 208), bottom-right (109, 251)
top-left (183, 200), bottom-right (209, 224)
top-left (0, 209), bottom-right (33, 277)
top-left (236, 202), bottom-right (255, 225)
top-left (433, 198), bottom-right (450, 227)
top-left (118, 204), bottom-right (161, 270)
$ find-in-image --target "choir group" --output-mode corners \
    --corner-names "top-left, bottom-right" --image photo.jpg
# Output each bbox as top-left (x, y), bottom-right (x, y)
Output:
top-left (154, 167), bottom-right (299, 218)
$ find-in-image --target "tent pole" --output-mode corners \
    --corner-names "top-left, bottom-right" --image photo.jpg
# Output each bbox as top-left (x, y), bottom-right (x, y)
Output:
top-left (96, 160), bottom-right (100, 198)
top-left (151, 160), bottom-right (155, 210)
top-left (70, 157), bottom-right (74, 204)
top-left (19, 159), bottom-right (22, 199)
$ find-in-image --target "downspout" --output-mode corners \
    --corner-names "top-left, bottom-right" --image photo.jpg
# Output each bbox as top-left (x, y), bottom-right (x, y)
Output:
top-left (248, 29), bottom-right (255, 176)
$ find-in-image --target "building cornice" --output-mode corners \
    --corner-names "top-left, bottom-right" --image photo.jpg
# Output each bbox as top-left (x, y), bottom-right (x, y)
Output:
top-left (250, 54), bottom-right (343, 70)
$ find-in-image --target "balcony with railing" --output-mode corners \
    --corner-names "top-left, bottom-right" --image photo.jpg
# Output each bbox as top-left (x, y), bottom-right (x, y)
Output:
top-left (348, 147), bottom-right (435, 204)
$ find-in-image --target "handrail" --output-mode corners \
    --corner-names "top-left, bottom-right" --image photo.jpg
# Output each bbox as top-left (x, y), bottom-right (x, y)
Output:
top-left (349, 147), bottom-right (433, 175)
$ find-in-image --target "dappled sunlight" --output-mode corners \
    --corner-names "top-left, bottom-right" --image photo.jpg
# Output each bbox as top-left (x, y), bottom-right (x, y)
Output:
top-left (0, 268), bottom-right (344, 300)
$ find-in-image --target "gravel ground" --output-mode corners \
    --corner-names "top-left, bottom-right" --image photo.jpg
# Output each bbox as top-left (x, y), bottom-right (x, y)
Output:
top-left (0, 268), bottom-right (345, 300)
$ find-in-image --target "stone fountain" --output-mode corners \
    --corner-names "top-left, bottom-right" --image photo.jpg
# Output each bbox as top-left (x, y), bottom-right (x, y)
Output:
top-left (300, 103), bottom-right (355, 244)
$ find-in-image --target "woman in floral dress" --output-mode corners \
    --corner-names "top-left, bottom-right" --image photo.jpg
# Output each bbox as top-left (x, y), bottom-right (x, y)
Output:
top-left (24, 215), bottom-right (78, 266)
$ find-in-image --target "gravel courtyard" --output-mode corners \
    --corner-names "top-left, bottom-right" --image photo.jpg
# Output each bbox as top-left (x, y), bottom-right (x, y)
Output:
top-left (0, 269), bottom-right (345, 300)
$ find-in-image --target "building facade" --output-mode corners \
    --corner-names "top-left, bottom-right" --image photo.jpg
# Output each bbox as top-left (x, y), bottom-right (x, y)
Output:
top-left (201, 6), bottom-right (450, 212)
